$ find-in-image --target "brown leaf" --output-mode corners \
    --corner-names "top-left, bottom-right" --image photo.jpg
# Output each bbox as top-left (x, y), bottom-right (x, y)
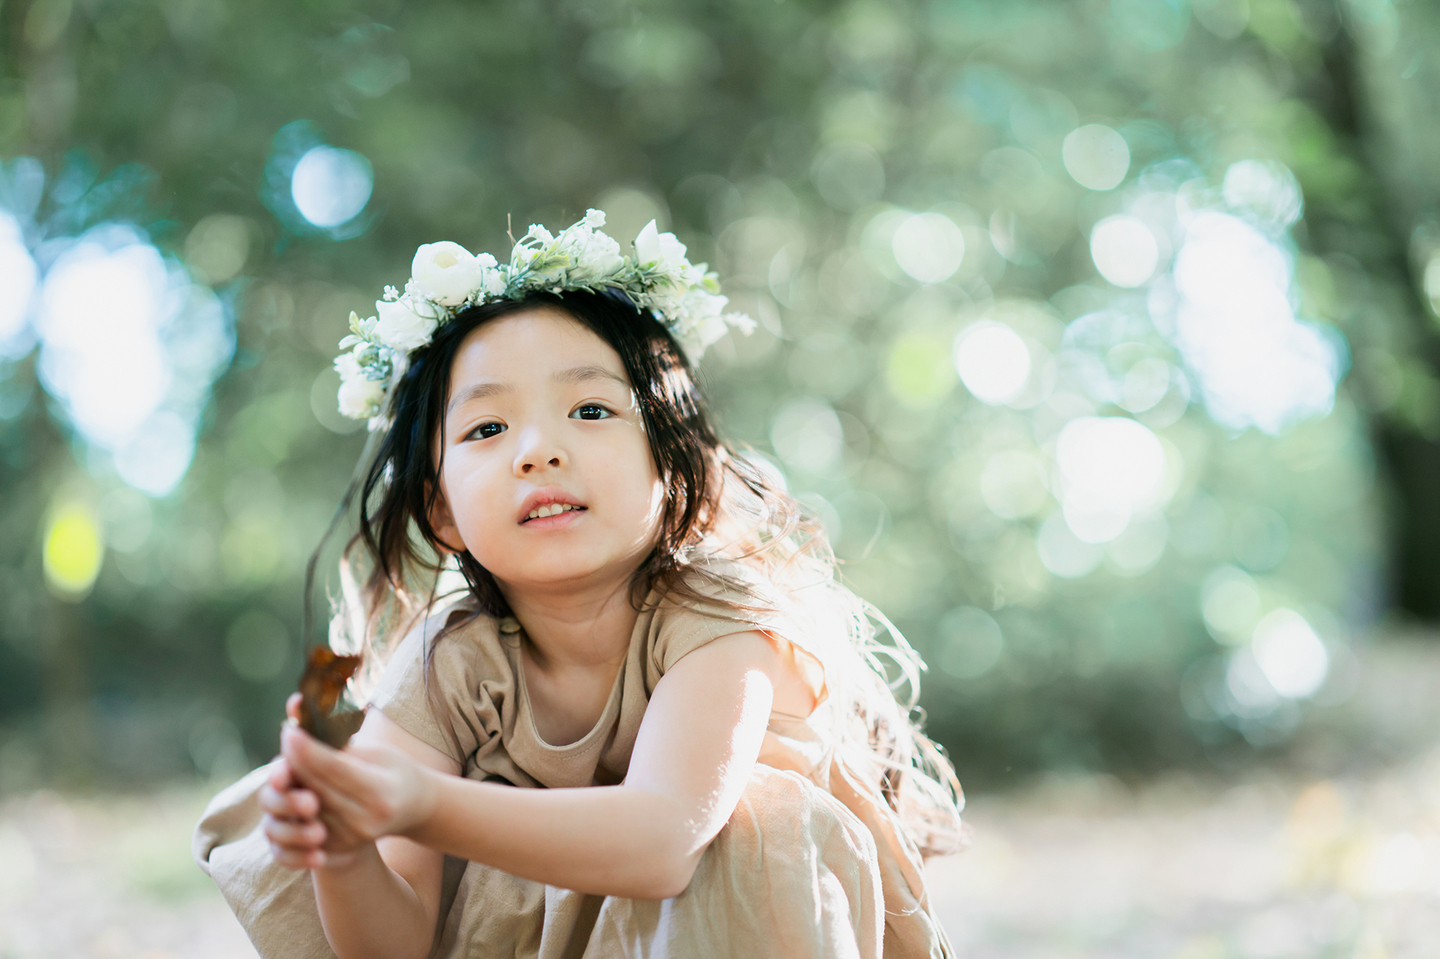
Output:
top-left (297, 646), bottom-right (365, 749)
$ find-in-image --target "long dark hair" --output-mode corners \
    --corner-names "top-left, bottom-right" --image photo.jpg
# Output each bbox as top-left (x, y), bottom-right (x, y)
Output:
top-left (317, 287), bottom-right (966, 857)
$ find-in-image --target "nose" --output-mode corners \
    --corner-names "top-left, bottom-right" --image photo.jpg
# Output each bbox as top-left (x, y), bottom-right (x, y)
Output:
top-left (512, 424), bottom-right (566, 475)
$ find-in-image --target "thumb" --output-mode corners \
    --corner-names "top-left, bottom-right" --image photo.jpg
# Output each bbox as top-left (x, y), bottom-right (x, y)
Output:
top-left (286, 692), bottom-right (303, 724)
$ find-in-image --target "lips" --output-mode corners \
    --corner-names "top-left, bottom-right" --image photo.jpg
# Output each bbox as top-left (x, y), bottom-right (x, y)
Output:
top-left (517, 489), bottom-right (587, 524)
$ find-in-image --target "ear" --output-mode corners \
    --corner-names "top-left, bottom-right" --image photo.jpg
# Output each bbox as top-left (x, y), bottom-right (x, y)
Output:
top-left (426, 485), bottom-right (467, 555)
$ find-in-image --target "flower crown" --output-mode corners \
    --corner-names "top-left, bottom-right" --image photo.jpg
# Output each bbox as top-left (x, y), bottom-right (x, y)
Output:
top-left (333, 209), bottom-right (755, 423)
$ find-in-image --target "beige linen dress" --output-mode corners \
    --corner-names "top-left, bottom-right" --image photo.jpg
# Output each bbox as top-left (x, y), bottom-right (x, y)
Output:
top-left (194, 582), bottom-right (956, 958)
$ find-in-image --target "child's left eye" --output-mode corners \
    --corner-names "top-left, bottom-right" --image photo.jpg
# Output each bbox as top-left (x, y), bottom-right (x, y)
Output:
top-left (571, 404), bottom-right (613, 421)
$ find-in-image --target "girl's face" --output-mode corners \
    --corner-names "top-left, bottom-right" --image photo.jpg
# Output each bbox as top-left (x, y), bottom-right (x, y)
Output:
top-left (431, 307), bottom-right (666, 594)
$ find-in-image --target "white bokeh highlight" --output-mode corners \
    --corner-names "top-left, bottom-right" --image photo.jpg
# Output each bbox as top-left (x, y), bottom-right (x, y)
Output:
top-left (954, 322), bottom-right (1031, 404)
top-left (1252, 608), bottom-right (1329, 699)
top-left (291, 146), bottom-right (374, 228)
top-left (1054, 416), bottom-right (1169, 544)
top-left (35, 224), bottom-right (233, 495)
top-left (1171, 211), bottom-right (1340, 434)
top-left (892, 212), bottom-right (965, 283)
top-left (0, 212), bottom-right (36, 347)
top-left (1091, 215), bottom-right (1160, 288)
top-left (1062, 124), bottom-right (1131, 191)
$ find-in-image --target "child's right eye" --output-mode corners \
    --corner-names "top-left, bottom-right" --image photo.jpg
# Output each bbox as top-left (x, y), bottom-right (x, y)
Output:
top-left (467, 422), bottom-right (506, 441)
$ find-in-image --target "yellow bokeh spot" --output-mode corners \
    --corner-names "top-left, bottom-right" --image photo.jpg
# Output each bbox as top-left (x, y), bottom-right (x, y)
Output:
top-left (885, 330), bottom-right (955, 408)
top-left (43, 504), bottom-right (105, 600)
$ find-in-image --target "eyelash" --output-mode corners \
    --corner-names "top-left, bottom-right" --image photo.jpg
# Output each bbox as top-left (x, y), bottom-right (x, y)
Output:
top-left (462, 404), bottom-right (614, 441)
top-left (466, 422), bottom-right (506, 441)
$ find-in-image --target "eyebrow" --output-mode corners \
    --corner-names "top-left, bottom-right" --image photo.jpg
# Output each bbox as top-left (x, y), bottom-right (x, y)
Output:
top-left (446, 366), bottom-right (628, 417)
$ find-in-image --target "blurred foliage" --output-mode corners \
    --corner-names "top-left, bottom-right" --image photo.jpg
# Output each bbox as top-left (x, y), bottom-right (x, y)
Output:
top-left (1, 0), bottom-right (1438, 793)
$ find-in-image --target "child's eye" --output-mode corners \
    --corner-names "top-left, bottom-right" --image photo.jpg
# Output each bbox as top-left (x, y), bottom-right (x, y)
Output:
top-left (571, 404), bottom-right (613, 421)
top-left (466, 421), bottom-right (506, 440)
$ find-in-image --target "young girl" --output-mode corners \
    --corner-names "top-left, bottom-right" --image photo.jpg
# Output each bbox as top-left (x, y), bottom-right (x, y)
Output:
top-left (194, 211), bottom-right (965, 958)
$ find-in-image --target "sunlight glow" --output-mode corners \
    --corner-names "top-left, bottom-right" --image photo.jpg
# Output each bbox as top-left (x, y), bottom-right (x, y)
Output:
top-left (1252, 608), bottom-right (1328, 699)
top-left (954, 322), bottom-right (1031, 404)
top-left (1054, 416), bottom-right (1167, 543)
top-left (1062, 124), bottom-right (1131, 191)
top-left (1090, 215), bottom-right (1160, 287)
top-left (36, 225), bottom-right (234, 495)
top-left (1222, 159), bottom-right (1303, 227)
top-left (0, 212), bottom-right (36, 346)
top-left (892, 212), bottom-right (965, 283)
top-left (291, 146), bottom-right (374, 228)
top-left (1171, 212), bottom-right (1340, 434)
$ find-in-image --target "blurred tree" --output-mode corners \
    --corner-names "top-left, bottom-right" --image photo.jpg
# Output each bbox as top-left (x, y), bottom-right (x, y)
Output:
top-left (0, 0), bottom-right (1434, 791)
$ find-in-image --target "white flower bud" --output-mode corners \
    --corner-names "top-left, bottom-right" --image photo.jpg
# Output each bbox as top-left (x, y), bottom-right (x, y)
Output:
top-left (338, 376), bottom-right (385, 419)
top-left (634, 220), bottom-right (690, 279)
top-left (374, 296), bottom-right (440, 351)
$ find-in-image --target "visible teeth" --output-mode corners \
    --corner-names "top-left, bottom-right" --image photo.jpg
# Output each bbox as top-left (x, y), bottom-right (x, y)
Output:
top-left (527, 503), bottom-right (580, 520)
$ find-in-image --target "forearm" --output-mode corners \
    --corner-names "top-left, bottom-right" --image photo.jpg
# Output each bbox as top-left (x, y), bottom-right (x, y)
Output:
top-left (407, 774), bottom-right (698, 899)
top-left (312, 842), bottom-right (434, 959)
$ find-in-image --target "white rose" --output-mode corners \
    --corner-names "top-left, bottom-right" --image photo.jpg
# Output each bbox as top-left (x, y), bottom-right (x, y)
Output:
top-left (338, 376), bottom-right (386, 419)
top-left (564, 227), bottom-right (624, 279)
top-left (634, 220), bottom-right (690, 279)
top-left (411, 242), bottom-right (489, 306)
top-left (374, 296), bottom-right (440, 351)
top-left (334, 351), bottom-right (363, 380)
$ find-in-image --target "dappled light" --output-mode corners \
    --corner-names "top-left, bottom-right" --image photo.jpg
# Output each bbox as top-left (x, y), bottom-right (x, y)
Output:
top-left (2, 0), bottom-right (1440, 951)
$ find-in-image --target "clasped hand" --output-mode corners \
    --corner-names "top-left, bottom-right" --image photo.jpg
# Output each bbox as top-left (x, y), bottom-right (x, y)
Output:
top-left (261, 693), bottom-right (436, 871)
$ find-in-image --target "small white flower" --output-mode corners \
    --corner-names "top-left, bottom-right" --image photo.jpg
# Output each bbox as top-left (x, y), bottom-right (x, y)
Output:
top-left (412, 241), bottom-right (490, 306)
top-left (563, 227), bottom-right (624, 280)
top-left (338, 375), bottom-right (386, 419)
top-left (374, 295), bottom-right (440, 351)
top-left (634, 220), bottom-right (691, 279)
top-left (528, 224), bottom-right (554, 244)
top-left (583, 208), bottom-right (606, 229)
top-left (334, 351), bottom-right (363, 381)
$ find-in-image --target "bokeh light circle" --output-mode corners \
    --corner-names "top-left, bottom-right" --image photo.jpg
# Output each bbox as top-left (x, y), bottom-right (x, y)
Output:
top-left (1062, 124), bottom-right (1131, 191)
top-left (892, 212), bottom-right (965, 283)
top-left (954, 322), bottom-right (1031, 404)
top-left (291, 146), bottom-right (374, 228)
top-left (1090, 215), bottom-right (1159, 287)
top-left (1252, 608), bottom-right (1328, 699)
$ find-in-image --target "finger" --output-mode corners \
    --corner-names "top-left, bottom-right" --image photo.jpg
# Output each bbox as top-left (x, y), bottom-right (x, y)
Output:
top-left (282, 724), bottom-right (373, 799)
top-left (262, 814), bottom-right (327, 849)
top-left (269, 841), bottom-right (324, 871)
top-left (267, 757), bottom-right (295, 792)
top-left (286, 692), bottom-right (303, 723)
top-left (259, 783), bottom-right (320, 820)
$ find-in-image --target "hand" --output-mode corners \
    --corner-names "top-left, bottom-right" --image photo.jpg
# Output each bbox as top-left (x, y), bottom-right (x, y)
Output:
top-left (277, 695), bottom-right (440, 854)
top-left (259, 753), bottom-right (336, 870)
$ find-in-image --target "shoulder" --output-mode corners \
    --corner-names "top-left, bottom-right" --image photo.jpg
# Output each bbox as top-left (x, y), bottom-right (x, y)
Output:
top-left (644, 556), bottom-right (826, 711)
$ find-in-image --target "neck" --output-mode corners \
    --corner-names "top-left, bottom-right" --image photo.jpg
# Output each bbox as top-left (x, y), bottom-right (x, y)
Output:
top-left (498, 573), bottom-right (644, 671)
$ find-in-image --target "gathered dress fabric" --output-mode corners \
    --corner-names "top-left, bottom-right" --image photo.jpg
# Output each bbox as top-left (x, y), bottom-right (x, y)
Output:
top-left (194, 578), bottom-right (956, 958)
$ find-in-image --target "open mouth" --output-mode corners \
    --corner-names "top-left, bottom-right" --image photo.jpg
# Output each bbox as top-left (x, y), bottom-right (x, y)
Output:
top-left (523, 503), bottom-right (586, 522)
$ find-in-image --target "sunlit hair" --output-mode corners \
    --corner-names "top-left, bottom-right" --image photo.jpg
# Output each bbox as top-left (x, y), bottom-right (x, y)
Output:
top-left (317, 288), bottom-right (965, 857)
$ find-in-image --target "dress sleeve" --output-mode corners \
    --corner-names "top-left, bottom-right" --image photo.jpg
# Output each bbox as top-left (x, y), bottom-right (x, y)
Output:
top-left (646, 563), bottom-right (829, 708)
top-left (368, 607), bottom-right (507, 769)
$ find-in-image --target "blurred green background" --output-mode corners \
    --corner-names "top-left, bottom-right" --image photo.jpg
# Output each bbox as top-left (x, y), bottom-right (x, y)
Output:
top-left (1, 0), bottom-right (1436, 797)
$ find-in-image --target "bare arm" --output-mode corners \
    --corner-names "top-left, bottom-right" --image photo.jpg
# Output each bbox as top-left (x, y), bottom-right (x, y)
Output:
top-left (263, 700), bottom-right (458, 959)
top-left (281, 630), bottom-right (785, 902)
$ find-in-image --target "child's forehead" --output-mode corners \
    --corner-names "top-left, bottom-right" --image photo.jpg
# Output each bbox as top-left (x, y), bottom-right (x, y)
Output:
top-left (449, 308), bottom-right (632, 387)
